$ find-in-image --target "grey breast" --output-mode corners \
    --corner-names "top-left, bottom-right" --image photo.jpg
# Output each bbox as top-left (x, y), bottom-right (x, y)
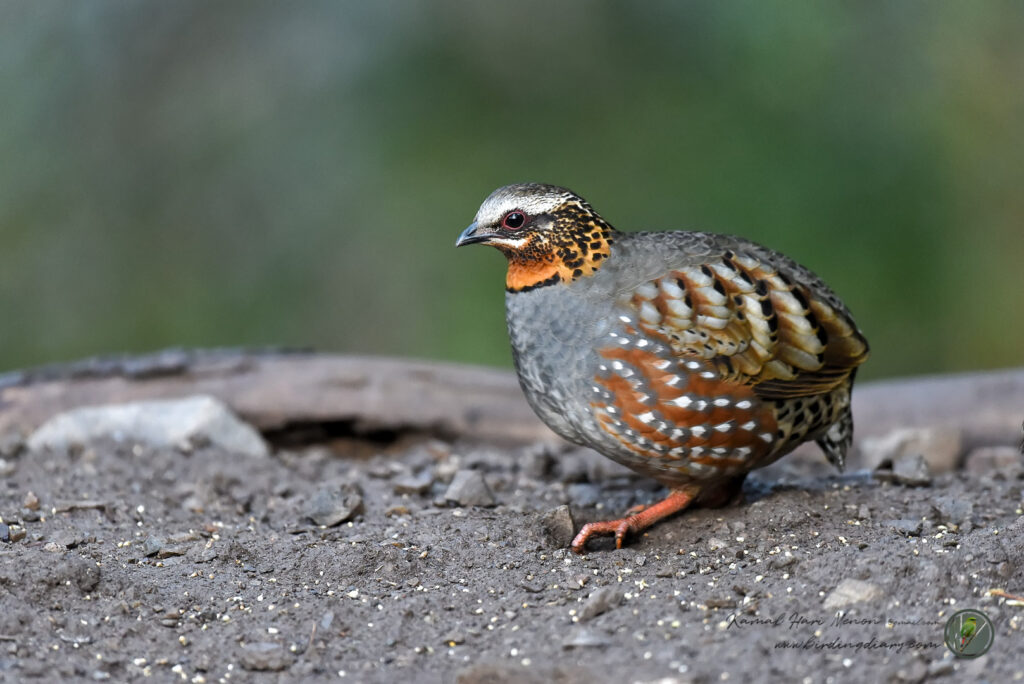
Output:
top-left (501, 232), bottom-right (701, 446)
top-left (505, 282), bottom-right (603, 445)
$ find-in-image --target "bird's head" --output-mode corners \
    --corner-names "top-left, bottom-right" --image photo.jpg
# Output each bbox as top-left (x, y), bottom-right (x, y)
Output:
top-left (456, 183), bottom-right (617, 292)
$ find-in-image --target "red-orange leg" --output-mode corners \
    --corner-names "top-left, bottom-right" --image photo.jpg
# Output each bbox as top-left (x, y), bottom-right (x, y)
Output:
top-left (570, 485), bottom-right (700, 554)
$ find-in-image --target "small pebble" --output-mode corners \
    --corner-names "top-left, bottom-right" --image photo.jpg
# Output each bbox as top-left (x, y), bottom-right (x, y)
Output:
top-left (238, 642), bottom-right (293, 672)
top-left (964, 446), bottom-right (1022, 476)
top-left (875, 453), bottom-right (932, 486)
top-left (540, 505), bottom-right (575, 547)
top-left (562, 627), bottom-right (611, 649)
top-left (892, 453), bottom-right (932, 486)
top-left (705, 598), bottom-right (736, 609)
top-left (305, 484), bottom-right (364, 526)
top-left (393, 471), bottom-right (434, 495)
top-left (444, 470), bottom-right (496, 508)
top-left (861, 426), bottom-right (962, 472)
top-left (931, 496), bottom-right (973, 529)
top-left (142, 536), bottom-right (164, 557)
top-left (441, 631), bottom-right (465, 645)
top-left (887, 518), bottom-right (923, 537)
top-left (768, 554), bottom-right (797, 569)
top-left (578, 586), bottom-right (625, 622)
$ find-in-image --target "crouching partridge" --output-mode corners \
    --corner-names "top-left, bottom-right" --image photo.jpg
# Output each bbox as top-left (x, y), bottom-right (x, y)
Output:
top-left (456, 184), bottom-right (869, 553)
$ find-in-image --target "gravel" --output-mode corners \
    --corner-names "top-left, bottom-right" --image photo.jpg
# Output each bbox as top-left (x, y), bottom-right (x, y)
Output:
top-left (0, 427), bottom-right (1021, 682)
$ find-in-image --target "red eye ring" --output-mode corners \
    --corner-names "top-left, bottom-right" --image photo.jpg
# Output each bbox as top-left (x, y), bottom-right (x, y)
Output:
top-left (501, 211), bottom-right (528, 230)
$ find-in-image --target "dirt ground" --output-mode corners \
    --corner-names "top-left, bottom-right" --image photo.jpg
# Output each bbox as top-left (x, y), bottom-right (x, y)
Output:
top-left (1, 362), bottom-right (1022, 683)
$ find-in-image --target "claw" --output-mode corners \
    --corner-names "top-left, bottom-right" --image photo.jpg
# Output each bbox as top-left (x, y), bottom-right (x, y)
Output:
top-left (570, 486), bottom-right (700, 553)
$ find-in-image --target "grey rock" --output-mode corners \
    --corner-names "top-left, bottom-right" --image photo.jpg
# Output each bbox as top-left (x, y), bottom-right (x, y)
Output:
top-left (27, 395), bottom-right (268, 458)
top-left (708, 537), bottom-right (728, 551)
top-left (539, 505), bottom-right (575, 547)
top-left (874, 452), bottom-right (932, 486)
top-left (823, 578), bottom-right (883, 610)
top-left (891, 453), bottom-right (932, 486)
top-left (156, 545), bottom-right (188, 559)
top-left (561, 627), bottom-right (611, 648)
top-left (367, 460), bottom-right (403, 479)
top-left (964, 446), bottom-right (1022, 476)
top-left (577, 586), bottom-right (625, 622)
top-left (53, 555), bottom-right (100, 593)
top-left (0, 458), bottom-right (15, 478)
top-left (705, 598), bottom-right (737, 609)
top-left (441, 630), bottom-right (465, 645)
top-left (305, 484), bottom-right (364, 527)
top-left (444, 470), bottom-right (496, 507)
top-left (393, 471), bottom-right (434, 495)
top-left (0, 523), bottom-right (8, 543)
top-left (768, 554), bottom-right (798, 570)
top-left (142, 536), bottom-right (164, 557)
top-left (931, 495), bottom-right (973, 528)
top-left (238, 642), bottom-right (293, 672)
top-left (50, 529), bottom-right (89, 549)
top-left (860, 427), bottom-right (962, 472)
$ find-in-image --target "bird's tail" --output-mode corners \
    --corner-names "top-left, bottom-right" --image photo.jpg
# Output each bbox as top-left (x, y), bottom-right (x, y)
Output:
top-left (817, 400), bottom-right (853, 472)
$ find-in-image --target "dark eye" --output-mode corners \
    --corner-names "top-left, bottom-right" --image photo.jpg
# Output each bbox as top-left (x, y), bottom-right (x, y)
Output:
top-left (501, 211), bottom-right (527, 230)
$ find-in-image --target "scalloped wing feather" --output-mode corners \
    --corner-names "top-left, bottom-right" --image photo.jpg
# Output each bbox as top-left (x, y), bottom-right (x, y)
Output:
top-left (621, 248), bottom-right (869, 400)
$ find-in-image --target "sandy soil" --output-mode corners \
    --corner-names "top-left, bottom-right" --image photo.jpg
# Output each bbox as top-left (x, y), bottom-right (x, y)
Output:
top-left (1, 419), bottom-right (1022, 683)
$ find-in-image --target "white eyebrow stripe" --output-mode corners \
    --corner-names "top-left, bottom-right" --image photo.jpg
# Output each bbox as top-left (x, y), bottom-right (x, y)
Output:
top-left (484, 236), bottom-right (531, 249)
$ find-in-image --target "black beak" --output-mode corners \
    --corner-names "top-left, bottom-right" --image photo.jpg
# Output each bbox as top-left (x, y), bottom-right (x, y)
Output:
top-left (455, 222), bottom-right (494, 247)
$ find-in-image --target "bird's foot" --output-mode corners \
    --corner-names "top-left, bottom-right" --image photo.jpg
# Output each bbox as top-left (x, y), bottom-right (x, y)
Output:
top-left (570, 486), bottom-right (699, 554)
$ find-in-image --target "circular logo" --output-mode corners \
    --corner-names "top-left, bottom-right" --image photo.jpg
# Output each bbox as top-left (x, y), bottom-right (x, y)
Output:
top-left (944, 609), bottom-right (994, 658)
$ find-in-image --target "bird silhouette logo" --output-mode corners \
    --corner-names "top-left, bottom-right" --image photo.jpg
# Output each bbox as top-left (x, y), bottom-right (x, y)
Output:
top-left (944, 609), bottom-right (994, 658)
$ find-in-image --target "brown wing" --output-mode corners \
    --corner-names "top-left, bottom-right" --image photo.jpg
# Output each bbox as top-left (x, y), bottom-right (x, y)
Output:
top-left (621, 247), bottom-right (869, 400)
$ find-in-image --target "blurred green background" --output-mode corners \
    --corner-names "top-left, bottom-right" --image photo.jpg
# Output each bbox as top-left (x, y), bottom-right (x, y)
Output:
top-left (2, 1), bottom-right (1021, 379)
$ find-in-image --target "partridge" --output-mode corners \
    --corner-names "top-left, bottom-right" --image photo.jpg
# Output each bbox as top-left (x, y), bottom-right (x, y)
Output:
top-left (456, 184), bottom-right (869, 553)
